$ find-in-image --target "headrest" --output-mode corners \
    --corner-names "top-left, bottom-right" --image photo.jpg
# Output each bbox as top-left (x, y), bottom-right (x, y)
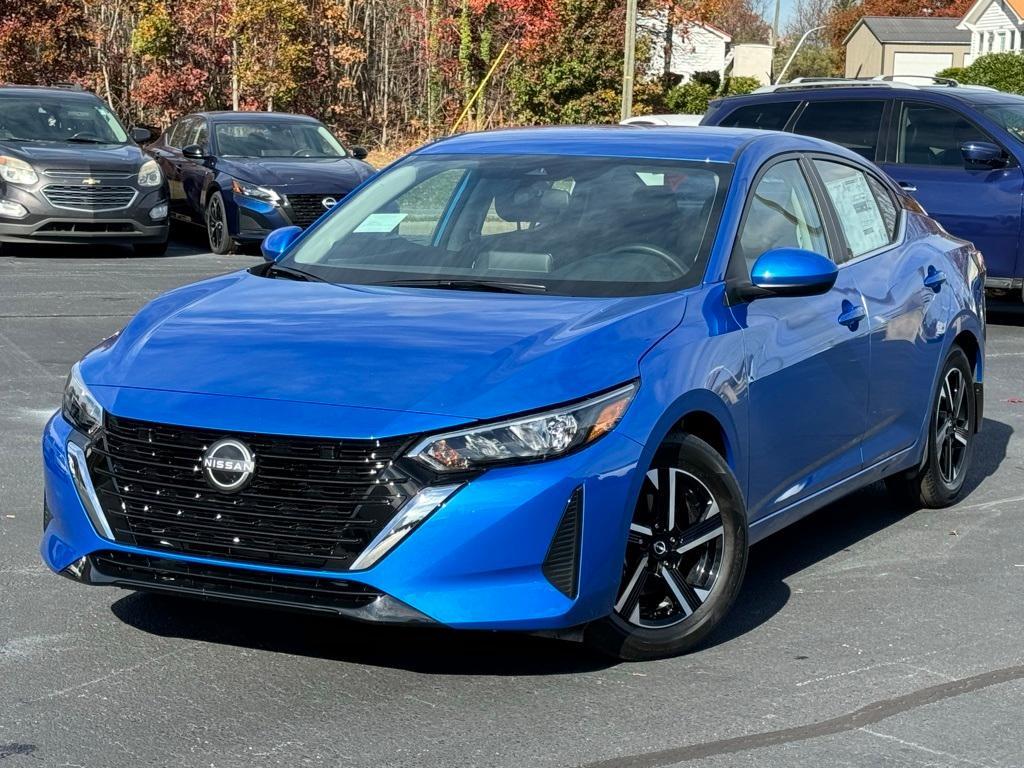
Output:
top-left (494, 180), bottom-right (549, 222)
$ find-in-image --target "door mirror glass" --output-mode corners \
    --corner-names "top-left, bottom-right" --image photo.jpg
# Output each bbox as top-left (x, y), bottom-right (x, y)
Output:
top-left (961, 141), bottom-right (1009, 169)
top-left (131, 126), bottom-right (152, 144)
top-left (182, 144), bottom-right (206, 160)
top-left (748, 248), bottom-right (838, 298)
top-left (262, 226), bottom-right (303, 262)
top-left (351, 145), bottom-right (369, 161)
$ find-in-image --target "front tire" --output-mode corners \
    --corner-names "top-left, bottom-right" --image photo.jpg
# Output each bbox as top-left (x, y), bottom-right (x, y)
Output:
top-left (585, 434), bottom-right (748, 661)
top-left (885, 346), bottom-right (976, 508)
top-left (205, 191), bottom-right (236, 255)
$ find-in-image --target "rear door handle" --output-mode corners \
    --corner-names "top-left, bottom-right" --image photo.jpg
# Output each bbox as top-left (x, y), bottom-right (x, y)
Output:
top-left (898, 181), bottom-right (917, 192)
top-left (924, 266), bottom-right (947, 291)
top-left (838, 299), bottom-right (866, 330)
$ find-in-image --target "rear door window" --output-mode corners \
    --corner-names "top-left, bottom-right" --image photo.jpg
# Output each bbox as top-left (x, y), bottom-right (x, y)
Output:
top-left (718, 101), bottom-right (798, 131)
top-left (814, 160), bottom-right (897, 260)
top-left (792, 100), bottom-right (886, 160)
top-left (896, 102), bottom-right (989, 166)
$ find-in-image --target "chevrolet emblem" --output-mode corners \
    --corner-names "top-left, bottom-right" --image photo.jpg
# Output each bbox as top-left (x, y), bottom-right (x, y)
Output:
top-left (82, 177), bottom-right (101, 186)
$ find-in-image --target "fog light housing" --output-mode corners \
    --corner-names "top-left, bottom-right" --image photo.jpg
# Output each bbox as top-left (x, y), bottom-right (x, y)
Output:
top-left (0, 199), bottom-right (28, 219)
top-left (149, 202), bottom-right (168, 221)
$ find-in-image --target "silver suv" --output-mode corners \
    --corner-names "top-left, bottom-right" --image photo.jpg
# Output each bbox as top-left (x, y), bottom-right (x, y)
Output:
top-left (0, 85), bottom-right (169, 255)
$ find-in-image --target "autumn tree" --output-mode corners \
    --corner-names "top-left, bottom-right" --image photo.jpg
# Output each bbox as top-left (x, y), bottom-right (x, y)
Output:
top-left (0, 0), bottom-right (90, 85)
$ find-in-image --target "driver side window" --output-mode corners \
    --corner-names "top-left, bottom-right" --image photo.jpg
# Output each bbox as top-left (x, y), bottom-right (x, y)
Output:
top-left (736, 160), bottom-right (829, 277)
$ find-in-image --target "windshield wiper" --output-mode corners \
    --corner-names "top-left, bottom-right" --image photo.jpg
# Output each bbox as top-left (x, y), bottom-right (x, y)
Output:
top-left (65, 137), bottom-right (108, 144)
top-left (375, 278), bottom-right (547, 294)
top-left (265, 264), bottom-right (324, 282)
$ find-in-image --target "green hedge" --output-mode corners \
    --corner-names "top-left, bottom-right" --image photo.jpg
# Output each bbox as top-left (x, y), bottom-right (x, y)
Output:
top-left (944, 53), bottom-right (1024, 94)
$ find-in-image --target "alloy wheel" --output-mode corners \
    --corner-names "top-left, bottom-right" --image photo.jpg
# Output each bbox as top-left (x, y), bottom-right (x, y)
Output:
top-left (935, 367), bottom-right (970, 486)
top-left (615, 466), bottom-right (725, 628)
top-left (207, 196), bottom-right (226, 251)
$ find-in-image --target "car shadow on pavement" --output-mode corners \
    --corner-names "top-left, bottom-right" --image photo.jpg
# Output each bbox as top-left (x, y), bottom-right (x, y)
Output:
top-left (704, 416), bottom-right (1012, 650)
top-left (4, 240), bottom-right (204, 259)
top-left (110, 417), bottom-right (1012, 670)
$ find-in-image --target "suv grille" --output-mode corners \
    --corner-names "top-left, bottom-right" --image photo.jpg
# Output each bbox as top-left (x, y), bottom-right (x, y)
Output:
top-left (285, 193), bottom-right (343, 228)
top-left (43, 169), bottom-right (134, 180)
top-left (87, 415), bottom-right (419, 570)
top-left (43, 185), bottom-right (137, 211)
top-left (90, 550), bottom-right (384, 613)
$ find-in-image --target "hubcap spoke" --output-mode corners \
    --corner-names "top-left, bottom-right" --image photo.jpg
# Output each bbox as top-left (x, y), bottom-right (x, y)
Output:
top-left (661, 566), bottom-right (701, 616)
top-left (953, 426), bottom-right (970, 446)
top-left (614, 556), bottom-right (649, 620)
top-left (675, 514), bottom-right (724, 555)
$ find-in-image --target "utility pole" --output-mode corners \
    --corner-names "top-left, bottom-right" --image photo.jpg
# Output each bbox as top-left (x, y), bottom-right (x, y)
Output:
top-left (232, 39), bottom-right (239, 111)
top-left (771, 0), bottom-right (781, 47)
top-left (621, 0), bottom-right (638, 122)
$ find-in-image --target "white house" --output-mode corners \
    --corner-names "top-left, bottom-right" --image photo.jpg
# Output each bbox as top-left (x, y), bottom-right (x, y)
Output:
top-left (958, 0), bottom-right (1024, 64)
top-left (639, 12), bottom-right (733, 82)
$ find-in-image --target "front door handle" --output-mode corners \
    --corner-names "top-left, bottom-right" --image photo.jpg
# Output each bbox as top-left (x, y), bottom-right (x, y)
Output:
top-left (898, 181), bottom-right (917, 192)
top-left (924, 266), bottom-right (947, 291)
top-left (838, 299), bottom-right (867, 330)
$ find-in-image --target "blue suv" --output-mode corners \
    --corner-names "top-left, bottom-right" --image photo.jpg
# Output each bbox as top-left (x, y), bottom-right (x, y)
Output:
top-left (702, 78), bottom-right (1024, 297)
top-left (43, 127), bottom-right (985, 660)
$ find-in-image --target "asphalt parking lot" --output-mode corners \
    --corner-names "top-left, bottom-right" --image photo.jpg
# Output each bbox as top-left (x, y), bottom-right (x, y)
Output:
top-left (2, 241), bottom-right (1023, 768)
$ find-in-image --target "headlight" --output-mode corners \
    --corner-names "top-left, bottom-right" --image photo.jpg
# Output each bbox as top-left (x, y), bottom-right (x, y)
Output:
top-left (62, 362), bottom-right (104, 437)
top-left (232, 179), bottom-right (280, 204)
top-left (137, 159), bottom-right (162, 187)
top-left (407, 383), bottom-right (637, 472)
top-left (0, 155), bottom-right (38, 185)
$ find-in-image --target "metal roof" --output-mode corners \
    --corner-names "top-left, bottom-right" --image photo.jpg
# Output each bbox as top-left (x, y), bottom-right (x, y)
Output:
top-left (846, 16), bottom-right (971, 45)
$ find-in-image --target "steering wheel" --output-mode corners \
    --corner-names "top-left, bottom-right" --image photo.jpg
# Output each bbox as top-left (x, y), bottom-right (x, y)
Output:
top-left (605, 243), bottom-right (687, 277)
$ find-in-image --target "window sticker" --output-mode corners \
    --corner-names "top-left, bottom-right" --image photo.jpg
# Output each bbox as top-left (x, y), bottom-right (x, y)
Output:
top-left (353, 212), bottom-right (408, 233)
top-left (824, 173), bottom-right (887, 256)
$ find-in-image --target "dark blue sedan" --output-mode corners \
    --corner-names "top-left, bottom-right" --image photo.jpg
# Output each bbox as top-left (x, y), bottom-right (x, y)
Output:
top-left (45, 127), bottom-right (985, 660)
top-left (147, 111), bottom-right (374, 253)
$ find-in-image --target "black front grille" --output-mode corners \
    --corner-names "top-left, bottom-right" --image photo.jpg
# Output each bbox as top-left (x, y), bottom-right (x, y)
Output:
top-left (87, 415), bottom-right (419, 570)
top-left (285, 193), bottom-right (343, 228)
top-left (43, 185), bottom-right (136, 211)
top-left (90, 550), bottom-right (384, 612)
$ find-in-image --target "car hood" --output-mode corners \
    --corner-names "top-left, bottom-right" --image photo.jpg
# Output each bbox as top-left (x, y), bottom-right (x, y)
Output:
top-left (82, 271), bottom-right (686, 424)
top-left (1, 140), bottom-right (145, 172)
top-left (218, 157), bottom-right (373, 191)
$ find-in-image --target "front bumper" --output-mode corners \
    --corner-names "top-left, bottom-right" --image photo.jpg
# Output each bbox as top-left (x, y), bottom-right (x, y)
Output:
top-left (41, 410), bottom-right (644, 630)
top-left (0, 184), bottom-right (168, 245)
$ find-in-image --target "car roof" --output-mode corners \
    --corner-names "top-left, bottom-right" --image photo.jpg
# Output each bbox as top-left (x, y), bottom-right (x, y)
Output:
top-left (195, 111), bottom-right (322, 123)
top-left (418, 125), bottom-right (838, 163)
top-left (0, 85), bottom-right (100, 101)
top-left (714, 83), bottom-right (1024, 109)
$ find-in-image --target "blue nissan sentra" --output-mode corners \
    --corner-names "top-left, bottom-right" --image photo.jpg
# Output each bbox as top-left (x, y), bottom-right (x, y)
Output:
top-left (43, 127), bottom-right (985, 660)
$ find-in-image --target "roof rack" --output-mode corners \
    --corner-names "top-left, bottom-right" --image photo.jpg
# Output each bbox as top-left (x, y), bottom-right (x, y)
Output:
top-left (753, 77), bottom-right (912, 93)
top-left (753, 75), bottom-right (998, 94)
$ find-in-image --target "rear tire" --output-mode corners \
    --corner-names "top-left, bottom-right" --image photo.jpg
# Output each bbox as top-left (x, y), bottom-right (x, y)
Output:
top-left (885, 346), bottom-right (975, 508)
top-left (206, 191), bottom-right (236, 255)
top-left (585, 434), bottom-right (748, 661)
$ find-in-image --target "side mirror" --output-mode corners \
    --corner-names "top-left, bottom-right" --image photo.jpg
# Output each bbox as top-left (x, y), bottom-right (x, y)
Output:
top-left (261, 225), bottom-right (303, 262)
top-left (740, 248), bottom-right (838, 300)
top-left (131, 126), bottom-right (152, 143)
top-left (351, 146), bottom-right (369, 161)
top-left (182, 144), bottom-right (206, 161)
top-left (961, 141), bottom-right (1008, 169)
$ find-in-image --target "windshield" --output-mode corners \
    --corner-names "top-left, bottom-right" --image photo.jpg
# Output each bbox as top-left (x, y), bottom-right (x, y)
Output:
top-left (215, 121), bottom-right (347, 158)
top-left (284, 153), bottom-right (727, 297)
top-left (0, 96), bottom-right (129, 144)
top-left (980, 104), bottom-right (1024, 141)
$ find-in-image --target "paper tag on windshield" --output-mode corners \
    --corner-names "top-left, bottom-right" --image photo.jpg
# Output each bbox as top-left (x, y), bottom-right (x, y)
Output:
top-left (354, 213), bottom-right (407, 233)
